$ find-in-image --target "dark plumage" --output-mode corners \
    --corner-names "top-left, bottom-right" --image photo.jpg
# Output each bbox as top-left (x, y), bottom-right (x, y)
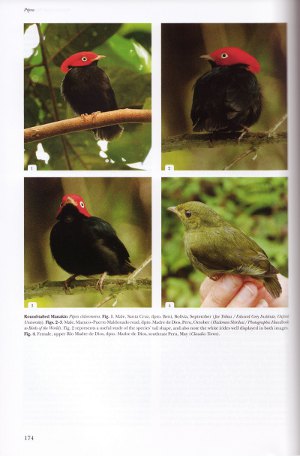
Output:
top-left (61, 51), bottom-right (123, 141)
top-left (50, 194), bottom-right (134, 287)
top-left (191, 47), bottom-right (262, 132)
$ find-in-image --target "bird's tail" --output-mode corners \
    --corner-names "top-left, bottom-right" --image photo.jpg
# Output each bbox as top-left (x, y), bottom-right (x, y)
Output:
top-left (93, 125), bottom-right (124, 141)
top-left (263, 275), bottom-right (282, 299)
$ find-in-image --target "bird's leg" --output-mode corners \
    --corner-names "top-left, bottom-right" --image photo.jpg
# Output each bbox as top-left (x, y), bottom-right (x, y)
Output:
top-left (91, 111), bottom-right (103, 125)
top-left (91, 111), bottom-right (102, 118)
top-left (64, 274), bottom-right (78, 293)
top-left (210, 274), bottom-right (222, 281)
top-left (238, 125), bottom-right (250, 142)
top-left (80, 113), bottom-right (90, 122)
top-left (96, 271), bottom-right (108, 293)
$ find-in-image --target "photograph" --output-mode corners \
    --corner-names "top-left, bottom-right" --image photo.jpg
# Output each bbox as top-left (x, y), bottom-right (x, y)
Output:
top-left (25, 177), bottom-right (151, 307)
top-left (24, 23), bottom-right (152, 170)
top-left (161, 23), bottom-right (287, 170)
top-left (162, 177), bottom-right (288, 307)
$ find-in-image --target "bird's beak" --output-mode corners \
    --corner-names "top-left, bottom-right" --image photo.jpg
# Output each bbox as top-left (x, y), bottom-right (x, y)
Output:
top-left (64, 196), bottom-right (77, 207)
top-left (167, 206), bottom-right (180, 216)
top-left (92, 54), bottom-right (106, 61)
top-left (56, 196), bottom-right (77, 219)
top-left (200, 54), bottom-right (214, 61)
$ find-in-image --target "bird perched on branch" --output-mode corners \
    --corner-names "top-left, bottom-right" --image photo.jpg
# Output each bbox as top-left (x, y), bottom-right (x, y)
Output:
top-left (60, 51), bottom-right (123, 141)
top-left (50, 194), bottom-right (135, 290)
top-left (191, 47), bottom-right (262, 133)
top-left (168, 201), bottom-right (281, 298)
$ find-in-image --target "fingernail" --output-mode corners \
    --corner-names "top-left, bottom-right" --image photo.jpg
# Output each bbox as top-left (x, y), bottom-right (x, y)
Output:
top-left (222, 275), bottom-right (242, 291)
top-left (257, 299), bottom-right (268, 308)
top-left (239, 283), bottom-right (257, 300)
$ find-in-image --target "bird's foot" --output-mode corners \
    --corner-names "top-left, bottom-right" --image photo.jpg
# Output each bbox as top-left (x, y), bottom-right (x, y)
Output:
top-left (238, 126), bottom-right (250, 143)
top-left (96, 272), bottom-right (108, 293)
top-left (63, 274), bottom-right (77, 293)
top-left (210, 274), bottom-right (222, 281)
top-left (80, 113), bottom-right (90, 122)
top-left (91, 111), bottom-right (102, 123)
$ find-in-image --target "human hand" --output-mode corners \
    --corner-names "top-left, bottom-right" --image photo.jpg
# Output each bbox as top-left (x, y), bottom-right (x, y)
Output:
top-left (200, 274), bottom-right (288, 308)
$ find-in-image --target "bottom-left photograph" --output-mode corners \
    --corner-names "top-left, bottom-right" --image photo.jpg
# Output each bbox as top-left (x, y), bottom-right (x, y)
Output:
top-left (24, 177), bottom-right (152, 308)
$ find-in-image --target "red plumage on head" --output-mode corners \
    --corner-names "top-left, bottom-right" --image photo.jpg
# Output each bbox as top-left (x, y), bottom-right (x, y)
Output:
top-left (56, 194), bottom-right (91, 218)
top-left (60, 51), bottom-right (105, 74)
top-left (208, 47), bottom-right (260, 74)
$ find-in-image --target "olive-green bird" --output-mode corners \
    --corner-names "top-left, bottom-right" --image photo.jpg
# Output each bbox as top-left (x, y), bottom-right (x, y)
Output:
top-left (168, 201), bottom-right (282, 298)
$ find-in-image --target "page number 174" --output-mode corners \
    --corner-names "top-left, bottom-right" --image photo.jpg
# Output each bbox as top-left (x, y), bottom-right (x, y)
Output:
top-left (25, 435), bottom-right (34, 441)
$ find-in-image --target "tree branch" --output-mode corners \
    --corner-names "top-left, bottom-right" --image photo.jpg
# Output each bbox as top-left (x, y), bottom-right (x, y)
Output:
top-left (127, 255), bottom-right (152, 283)
top-left (224, 145), bottom-right (258, 170)
top-left (162, 131), bottom-right (287, 152)
top-left (24, 109), bottom-right (152, 143)
top-left (25, 276), bottom-right (151, 300)
top-left (224, 113), bottom-right (288, 170)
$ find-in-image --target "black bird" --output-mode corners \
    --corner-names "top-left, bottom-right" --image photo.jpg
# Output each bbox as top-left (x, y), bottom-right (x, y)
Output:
top-left (191, 47), bottom-right (262, 132)
top-left (50, 193), bottom-right (134, 290)
top-left (60, 51), bottom-right (123, 141)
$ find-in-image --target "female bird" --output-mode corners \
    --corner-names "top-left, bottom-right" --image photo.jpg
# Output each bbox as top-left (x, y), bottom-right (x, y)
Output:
top-left (60, 51), bottom-right (123, 141)
top-left (50, 194), bottom-right (134, 290)
top-left (168, 201), bottom-right (281, 298)
top-left (191, 47), bottom-right (262, 132)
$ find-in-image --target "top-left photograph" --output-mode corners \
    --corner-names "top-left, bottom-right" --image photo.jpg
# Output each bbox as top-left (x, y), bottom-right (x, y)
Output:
top-left (24, 23), bottom-right (152, 170)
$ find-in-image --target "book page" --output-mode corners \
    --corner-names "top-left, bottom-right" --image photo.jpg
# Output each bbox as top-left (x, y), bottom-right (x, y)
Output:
top-left (0, 0), bottom-right (299, 455)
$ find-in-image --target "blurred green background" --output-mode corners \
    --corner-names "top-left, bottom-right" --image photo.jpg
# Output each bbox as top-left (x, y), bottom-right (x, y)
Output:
top-left (162, 23), bottom-right (287, 170)
top-left (24, 177), bottom-right (151, 307)
top-left (162, 177), bottom-right (288, 307)
top-left (24, 23), bottom-right (151, 170)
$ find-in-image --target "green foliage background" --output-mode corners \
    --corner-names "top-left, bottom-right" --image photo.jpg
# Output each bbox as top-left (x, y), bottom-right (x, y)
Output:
top-left (162, 177), bottom-right (288, 307)
top-left (24, 23), bottom-right (151, 170)
top-left (161, 23), bottom-right (287, 170)
top-left (24, 177), bottom-right (151, 307)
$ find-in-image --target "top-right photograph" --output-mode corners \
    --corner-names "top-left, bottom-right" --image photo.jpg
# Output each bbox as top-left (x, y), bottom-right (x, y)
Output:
top-left (161, 23), bottom-right (287, 171)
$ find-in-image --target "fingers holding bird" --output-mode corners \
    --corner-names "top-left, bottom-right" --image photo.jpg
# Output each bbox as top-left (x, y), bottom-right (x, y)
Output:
top-left (200, 274), bottom-right (288, 308)
top-left (200, 275), bottom-right (270, 308)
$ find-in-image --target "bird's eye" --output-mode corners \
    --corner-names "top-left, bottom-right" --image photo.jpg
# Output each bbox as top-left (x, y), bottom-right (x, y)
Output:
top-left (221, 52), bottom-right (228, 59)
top-left (81, 56), bottom-right (88, 62)
top-left (185, 210), bottom-right (192, 218)
top-left (80, 201), bottom-right (85, 208)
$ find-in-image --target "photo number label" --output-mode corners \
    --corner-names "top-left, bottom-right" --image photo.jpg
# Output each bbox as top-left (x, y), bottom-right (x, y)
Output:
top-left (165, 164), bottom-right (174, 172)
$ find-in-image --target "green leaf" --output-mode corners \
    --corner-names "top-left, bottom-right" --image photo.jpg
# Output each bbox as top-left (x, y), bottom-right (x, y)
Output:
top-left (95, 34), bottom-right (151, 74)
top-left (46, 23), bottom-right (122, 66)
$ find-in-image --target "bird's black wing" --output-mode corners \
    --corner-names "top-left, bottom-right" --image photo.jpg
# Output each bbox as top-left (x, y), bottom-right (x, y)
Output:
top-left (191, 70), bottom-right (225, 131)
top-left (191, 67), bottom-right (240, 131)
top-left (90, 68), bottom-right (119, 112)
top-left (223, 67), bottom-right (262, 127)
top-left (85, 216), bottom-right (131, 261)
top-left (62, 66), bottom-right (119, 114)
top-left (191, 65), bottom-right (262, 131)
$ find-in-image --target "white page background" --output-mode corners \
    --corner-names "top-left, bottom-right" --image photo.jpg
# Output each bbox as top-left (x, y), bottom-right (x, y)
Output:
top-left (0, 0), bottom-right (299, 455)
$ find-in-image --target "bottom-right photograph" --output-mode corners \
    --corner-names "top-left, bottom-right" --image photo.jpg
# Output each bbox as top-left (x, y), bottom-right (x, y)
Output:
top-left (162, 177), bottom-right (288, 308)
